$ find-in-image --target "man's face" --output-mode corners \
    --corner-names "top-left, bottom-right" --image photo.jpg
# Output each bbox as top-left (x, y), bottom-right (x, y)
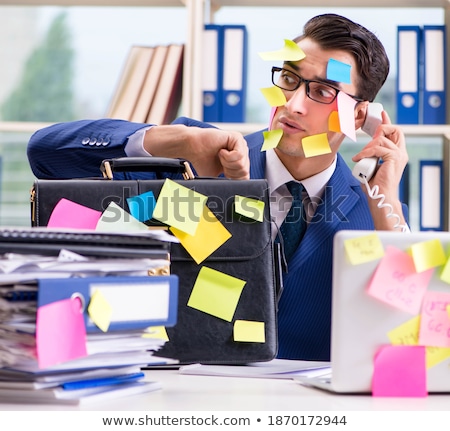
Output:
top-left (270, 37), bottom-right (361, 161)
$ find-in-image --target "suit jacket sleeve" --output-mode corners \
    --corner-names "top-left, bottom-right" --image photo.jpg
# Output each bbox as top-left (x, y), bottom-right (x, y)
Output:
top-left (27, 118), bottom-right (154, 179)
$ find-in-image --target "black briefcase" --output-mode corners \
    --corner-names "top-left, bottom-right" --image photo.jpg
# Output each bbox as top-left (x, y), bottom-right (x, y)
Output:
top-left (30, 157), bottom-right (280, 364)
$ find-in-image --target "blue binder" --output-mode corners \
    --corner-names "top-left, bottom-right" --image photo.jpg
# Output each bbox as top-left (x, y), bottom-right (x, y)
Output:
top-left (419, 160), bottom-right (443, 231)
top-left (38, 275), bottom-right (179, 332)
top-left (202, 24), bottom-right (223, 122)
top-left (220, 24), bottom-right (248, 123)
top-left (396, 26), bottom-right (422, 124)
top-left (422, 25), bottom-right (447, 124)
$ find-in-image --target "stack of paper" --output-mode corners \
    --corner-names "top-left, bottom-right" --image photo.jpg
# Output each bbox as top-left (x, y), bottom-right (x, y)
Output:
top-left (0, 245), bottom-right (179, 404)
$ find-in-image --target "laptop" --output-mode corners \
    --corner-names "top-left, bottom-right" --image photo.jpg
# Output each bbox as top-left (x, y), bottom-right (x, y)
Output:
top-left (296, 229), bottom-right (450, 394)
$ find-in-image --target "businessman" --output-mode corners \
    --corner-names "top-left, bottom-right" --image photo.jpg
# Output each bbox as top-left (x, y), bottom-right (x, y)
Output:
top-left (27, 13), bottom-right (409, 361)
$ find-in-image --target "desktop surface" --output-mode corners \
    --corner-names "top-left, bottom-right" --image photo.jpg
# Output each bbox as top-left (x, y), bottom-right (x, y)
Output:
top-left (0, 369), bottom-right (448, 411)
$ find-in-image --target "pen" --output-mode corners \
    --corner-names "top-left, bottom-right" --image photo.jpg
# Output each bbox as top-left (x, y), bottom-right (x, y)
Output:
top-left (61, 372), bottom-right (145, 391)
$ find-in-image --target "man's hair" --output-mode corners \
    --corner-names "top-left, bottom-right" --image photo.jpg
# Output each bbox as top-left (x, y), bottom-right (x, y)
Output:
top-left (294, 13), bottom-right (390, 102)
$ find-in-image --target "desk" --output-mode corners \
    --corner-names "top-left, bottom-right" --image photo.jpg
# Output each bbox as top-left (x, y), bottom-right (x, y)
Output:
top-left (0, 369), bottom-right (449, 411)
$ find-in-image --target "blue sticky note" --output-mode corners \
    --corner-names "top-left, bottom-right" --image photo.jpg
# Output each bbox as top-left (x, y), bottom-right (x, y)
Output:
top-left (327, 58), bottom-right (351, 84)
top-left (127, 190), bottom-right (156, 222)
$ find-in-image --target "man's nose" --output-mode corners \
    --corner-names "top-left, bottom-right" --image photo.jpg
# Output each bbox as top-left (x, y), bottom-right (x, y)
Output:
top-left (284, 82), bottom-right (308, 113)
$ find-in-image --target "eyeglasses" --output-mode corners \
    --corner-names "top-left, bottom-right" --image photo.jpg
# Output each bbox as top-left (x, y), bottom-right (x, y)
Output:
top-left (271, 66), bottom-right (364, 105)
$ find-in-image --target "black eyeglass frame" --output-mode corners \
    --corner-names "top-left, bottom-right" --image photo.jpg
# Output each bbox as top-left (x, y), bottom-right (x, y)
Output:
top-left (271, 66), bottom-right (365, 105)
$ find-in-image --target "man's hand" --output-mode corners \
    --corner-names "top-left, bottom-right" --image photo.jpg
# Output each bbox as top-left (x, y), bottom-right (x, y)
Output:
top-left (143, 125), bottom-right (250, 179)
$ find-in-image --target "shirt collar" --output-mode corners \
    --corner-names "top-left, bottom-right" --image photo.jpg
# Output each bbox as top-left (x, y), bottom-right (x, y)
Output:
top-left (265, 149), bottom-right (337, 199)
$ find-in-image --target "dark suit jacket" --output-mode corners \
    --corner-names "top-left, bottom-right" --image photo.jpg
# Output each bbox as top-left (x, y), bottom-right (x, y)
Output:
top-left (27, 117), bottom-right (403, 360)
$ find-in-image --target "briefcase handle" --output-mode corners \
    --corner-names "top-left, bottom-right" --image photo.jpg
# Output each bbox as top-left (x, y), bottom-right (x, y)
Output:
top-left (100, 157), bottom-right (195, 180)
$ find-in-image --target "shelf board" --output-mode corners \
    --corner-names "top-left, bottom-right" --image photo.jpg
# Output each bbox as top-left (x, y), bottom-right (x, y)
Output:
top-left (0, 0), bottom-right (185, 6)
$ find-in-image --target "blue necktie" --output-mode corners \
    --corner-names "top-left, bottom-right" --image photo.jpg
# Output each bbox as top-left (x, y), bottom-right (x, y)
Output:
top-left (279, 181), bottom-right (307, 262)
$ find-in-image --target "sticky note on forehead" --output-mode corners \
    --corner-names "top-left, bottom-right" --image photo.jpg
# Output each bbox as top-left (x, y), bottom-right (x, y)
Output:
top-left (258, 39), bottom-right (306, 62)
top-left (327, 58), bottom-right (351, 84)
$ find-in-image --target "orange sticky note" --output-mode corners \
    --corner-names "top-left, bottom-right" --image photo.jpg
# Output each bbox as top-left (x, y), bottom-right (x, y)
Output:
top-left (372, 345), bottom-right (427, 397)
top-left (328, 111), bottom-right (341, 133)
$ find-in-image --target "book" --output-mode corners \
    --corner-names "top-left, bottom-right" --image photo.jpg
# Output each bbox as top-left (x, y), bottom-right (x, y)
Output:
top-left (107, 46), bottom-right (155, 120)
top-left (146, 44), bottom-right (184, 125)
top-left (131, 44), bottom-right (169, 123)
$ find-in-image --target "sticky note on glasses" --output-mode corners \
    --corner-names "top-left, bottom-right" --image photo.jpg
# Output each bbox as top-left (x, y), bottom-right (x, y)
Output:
top-left (327, 58), bottom-right (351, 84)
top-left (258, 39), bottom-right (306, 62)
top-left (260, 86), bottom-right (286, 107)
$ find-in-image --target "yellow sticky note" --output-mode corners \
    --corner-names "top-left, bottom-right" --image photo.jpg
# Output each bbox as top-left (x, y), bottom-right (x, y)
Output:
top-left (152, 178), bottom-right (208, 236)
top-left (328, 111), bottom-right (341, 133)
top-left (258, 39), bottom-right (306, 62)
top-left (410, 239), bottom-right (446, 273)
top-left (260, 86), bottom-right (286, 107)
top-left (343, 232), bottom-right (384, 265)
top-left (87, 289), bottom-right (113, 332)
top-left (96, 201), bottom-right (149, 232)
top-left (388, 316), bottom-right (450, 369)
top-left (143, 326), bottom-right (169, 341)
top-left (170, 205), bottom-right (232, 264)
top-left (261, 129), bottom-right (283, 151)
top-left (439, 256), bottom-right (450, 284)
top-left (301, 133), bottom-right (331, 158)
top-left (187, 266), bottom-right (246, 322)
top-left (234, 195), bottom-right (265, 222)
top-left (233, 320), bottom-right (265, 343)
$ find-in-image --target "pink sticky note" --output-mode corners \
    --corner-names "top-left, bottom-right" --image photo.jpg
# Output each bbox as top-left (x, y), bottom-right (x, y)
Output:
top-left (367, 246), bottom-right (433, 314)
top-left (48, 198), bottom-right (102, 229)
top-left (337, 91), bottom-right (357, 142)
top-left (36, 297), bottom-right (87, 369)
top-left (419, 290), bottom-right (450, 348)
top-left (372, 345), bottom-right (427, 397)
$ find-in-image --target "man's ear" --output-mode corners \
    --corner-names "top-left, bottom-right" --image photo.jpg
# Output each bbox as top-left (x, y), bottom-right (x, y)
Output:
top-left (354, 101), bottom-right (369, 130)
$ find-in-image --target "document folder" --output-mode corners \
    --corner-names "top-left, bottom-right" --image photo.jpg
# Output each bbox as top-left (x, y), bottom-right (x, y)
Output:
top-left (419, 160), bottom-right (443, 231)
top-left (202, 24), bottom-right (223, 122)
top-left (422, 25), bottom-right (447, 124)
top-left (396, 26), bottom-right (421, 124)
top-left (37, 275), bottom-right (179, 332)
top-left (220, 25), bottom-right (248, 123)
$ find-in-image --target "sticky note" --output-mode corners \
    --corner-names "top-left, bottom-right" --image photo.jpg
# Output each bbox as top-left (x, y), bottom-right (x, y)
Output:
top-left (258, 39), bottom-right (306, 62)
top-left (233, 320), bottom-right (265, 343)
top-left (170, 205), bottom-right (232, 264)
top-left (419, 290), bottom-right (450, 348)
top-left (343, 232), bottom-right (384, 265)
top-left (36, 297), bottom-right (87, 369)
top-left (187, 266), bottom-right (246, 322)
top-left (327, 58), bottom-right (351, 84)
top-left (262, 129), bottom-right (283, 151)
top-left (152, 178), bottom-right (207, 236)
top-left (260, 86), bottom-right (286, 107)
top-left (367, 246), bottom-right (433, 314)
top-left (388, 316), bottom-right (450, 369)
top-left (372, 345), bottom-right (427, 397)
top-left (96, 201), bottom-right (149, 232)
top-left (87, 289), bottom-right (113, 332)
top-left (143, 326), bottom-right (169, 341)
top-left (48, 198), bottom-right (102, 229)
top-left (301, 133), bottom-right (331, 158)
top-left (337, 92), bottom-right (357, 142)
top-left (410, 239), bottom-right (446, 273)
top-left (328, 111), bottom-right (341, 133)
top-left (234, 195), bottom-right (265, 222)
top-left (127, 190), bottom-right (156, 222)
